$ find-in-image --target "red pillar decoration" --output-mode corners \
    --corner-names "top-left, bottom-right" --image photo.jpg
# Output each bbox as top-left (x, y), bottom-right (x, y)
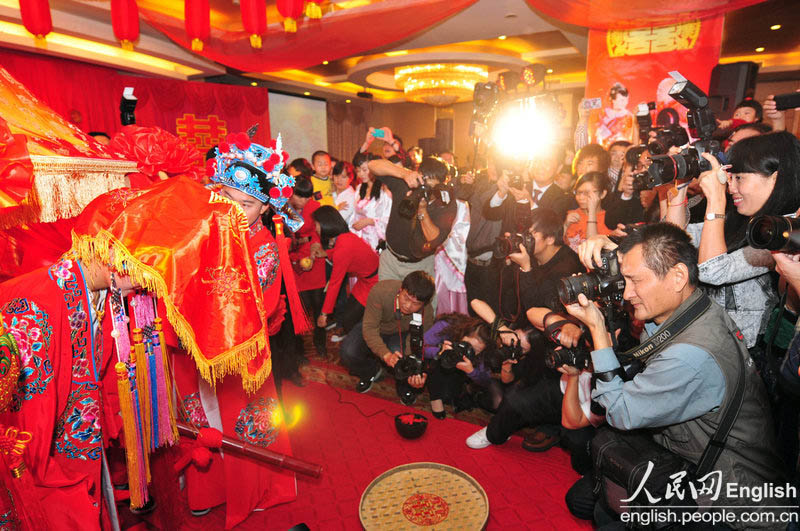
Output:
top-left (240, 0), bottom-right (267, 49)
top-left (305, 0), bottom-right (322, 20)
top-left (185, 0), bottom-right (210, 51)
top-left (19, 0), bottom-right (52, 46)
top-left (276, 0), bottom-right (305, 33)
top-left (111, 0), bottom-right (139, 51)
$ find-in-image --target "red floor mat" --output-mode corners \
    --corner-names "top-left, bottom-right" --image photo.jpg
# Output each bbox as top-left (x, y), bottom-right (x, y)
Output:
top-left (134, 380), bottom-right (592, 530)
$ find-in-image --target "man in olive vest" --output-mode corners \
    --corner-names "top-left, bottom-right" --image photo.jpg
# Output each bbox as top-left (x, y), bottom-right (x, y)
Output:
top-left (565, 223), bottom-right (784, 529)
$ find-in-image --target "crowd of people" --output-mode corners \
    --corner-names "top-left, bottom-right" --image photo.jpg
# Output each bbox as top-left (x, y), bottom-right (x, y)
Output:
top-left (5, 80), bottom-right (800, 530)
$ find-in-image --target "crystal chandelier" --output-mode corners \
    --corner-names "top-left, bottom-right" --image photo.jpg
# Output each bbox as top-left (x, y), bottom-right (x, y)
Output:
top-left (394, 64), bottom-right (489, 107)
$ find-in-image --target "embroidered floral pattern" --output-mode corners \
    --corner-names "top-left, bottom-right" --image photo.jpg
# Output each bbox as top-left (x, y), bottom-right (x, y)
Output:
top-left (49, 257), bottom-right (76, 290)
top-left (181, 393), bottom-right (210, 428)
top-left (254, 242), bottom-right (279, 290)
top-left (234, 397), bottom-right (279, 448)
top-left (1, 298), bottom-right (53, 411)
top-left (54, 383), bottom-right (103, 460)
top-left (200, 266), bottom-right (250, 303)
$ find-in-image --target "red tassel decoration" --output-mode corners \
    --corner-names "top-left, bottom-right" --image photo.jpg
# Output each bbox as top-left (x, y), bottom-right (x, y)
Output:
top-left (240, 0), bottom-right (266, 49)
top-left (273, 215), bottom-right (311, 334)
top-left (111, 0), bottom-right (139, 51)
top-left (19, 0), bottom-right (52, 46)
top-left (185, 0), bottom-right (210, 51)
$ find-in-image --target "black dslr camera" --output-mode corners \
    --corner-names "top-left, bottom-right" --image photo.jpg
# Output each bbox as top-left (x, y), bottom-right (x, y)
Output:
top-left (558, 249), bottom-right (624, 305)
top-left (635, 72), bottom-right (726, 190)
top-left (398, 181), bottom-right (434, 219)
top-left (747, 215), bottom-right (800, 254)
top-left (439, 341), bottom-right (478, 371)
top-left (394, 313), bottom-right (425, 380)
top-left (545, 345), bottom-right (591, 370)
top-left (492, 232), bottom-right (535, 260)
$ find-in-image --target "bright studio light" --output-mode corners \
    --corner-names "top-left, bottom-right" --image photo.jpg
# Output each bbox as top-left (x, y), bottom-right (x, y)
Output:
top-left (491, 97), bottom-right (558, 161)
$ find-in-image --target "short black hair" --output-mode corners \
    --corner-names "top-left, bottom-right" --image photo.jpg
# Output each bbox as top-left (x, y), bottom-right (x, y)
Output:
top-left (608, 140), bottom-right (632, 152)
top-left (418, 156), bottom-right (449, 182)
top-left (401, 270), bottom-right (435, 304)
top-left (289, 158), bottom-right (314, 179)
top-left (572, 143), bottom-right (610, 176)
top-left (292, 176), bottom-right (314, 198)
top-left (731, 121), bottom-right (772, 136)
top-left (353, 152), bottom-right (375, 168)
top-left (312, 205), bottom-right (350, 247)
top-left (624, 145), bottom-right (647, 167)
top-left (312, 150), bottom-right (330, 164)
top-left (735, 98), bottom-right (763, 122)
top-left (609, 82), bottom-right (629, 100)
top-left (617, 222), bottom-right (699, 286)
top-left (205, 146), bottom-right (218, 161)
top-left (530, 207), bottom-right (564, 242)
top-left (728, 131), bottom-right (800, 217)
top-left (88, 131), bottom-right (110, 140)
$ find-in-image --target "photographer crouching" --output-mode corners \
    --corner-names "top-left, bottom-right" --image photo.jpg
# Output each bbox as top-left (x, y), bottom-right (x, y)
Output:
top-left (564, 225), bottom-right (783, 529)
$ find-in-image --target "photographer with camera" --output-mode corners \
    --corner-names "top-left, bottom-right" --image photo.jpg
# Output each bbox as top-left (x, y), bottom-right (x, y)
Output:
top-left (338, 271), bottom-right (434, 405)
top-left (564, 225), bottom-right (782, 526)
top-left (421, 314), bottom-right (499, 419)
top-left (368, 157), bottom-right (457, 293)
top-left (665, 132), bottom-right (800, 384)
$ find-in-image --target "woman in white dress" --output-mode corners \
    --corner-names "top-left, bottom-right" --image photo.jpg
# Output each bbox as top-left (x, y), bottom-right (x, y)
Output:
top-left (349, 152), bottom-right (392, 252)
top-left (434, 198), bottom-right (470, 315)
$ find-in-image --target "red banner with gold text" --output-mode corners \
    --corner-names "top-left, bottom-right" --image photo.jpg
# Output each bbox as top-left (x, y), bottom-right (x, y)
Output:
top-left (584, 16), bottom-right (724, 147)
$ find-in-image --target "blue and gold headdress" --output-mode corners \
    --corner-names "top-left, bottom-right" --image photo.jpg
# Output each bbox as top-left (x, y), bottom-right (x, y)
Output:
top-left (208, 132), bottom-right (302, 231)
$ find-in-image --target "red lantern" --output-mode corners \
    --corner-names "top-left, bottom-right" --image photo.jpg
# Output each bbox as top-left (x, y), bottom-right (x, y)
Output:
top-left (111, 0), bottom-right (139, 51)
top-left (19, 0), bottom-right (52, 45)
top-left (240, 0), bottom-right (266, 49)
top-left (305, 0), bottom-right (322, 19)
top-left (276, 0), bottom-right (305, 33)
top-left (185, 0), bottom-right (210, 51)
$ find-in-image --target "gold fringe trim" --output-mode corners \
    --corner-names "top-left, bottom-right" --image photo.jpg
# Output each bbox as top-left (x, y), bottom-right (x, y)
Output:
top-left (72, 229), bottom-right (270, 394)
top-left (116, 362), bottom-right (144, 509)
top-left (30, 156), bottom-right (136, 223)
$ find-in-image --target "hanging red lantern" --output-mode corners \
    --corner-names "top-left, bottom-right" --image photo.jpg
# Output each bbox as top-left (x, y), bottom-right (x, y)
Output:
top-left (19, 0), bottom-right (52, 46)
top-left (305, 0), bottom-right (323, 20)
top-left (111, 0), bottom-right (139, 51)
top-left (185, 0), bottom-right (210, 51)
top-left (240, 0), bottom-right (266, 49)
top-left (276, 0), bottom-right (304, 33)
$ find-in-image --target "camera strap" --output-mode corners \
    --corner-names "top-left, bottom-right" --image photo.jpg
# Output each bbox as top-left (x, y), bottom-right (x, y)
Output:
top-left (615, 291), bottom-right (711, 365)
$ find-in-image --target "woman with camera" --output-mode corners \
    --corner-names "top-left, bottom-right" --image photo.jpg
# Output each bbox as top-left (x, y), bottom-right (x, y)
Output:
top-left (665, 131), bottom-right (800, 383)
top-left (312, 205), bottom-right (380, 336)
top-left (422, 313), bottom-right (499, 419)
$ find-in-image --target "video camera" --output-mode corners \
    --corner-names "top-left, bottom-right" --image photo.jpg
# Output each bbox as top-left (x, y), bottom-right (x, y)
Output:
top-left (120, 87), bottom-right (137, 126)
top-left (746, 215), bottom-right (800, 254)
top-left (558, 249), bottom-right (624, 306)
top-left (635, 72), bottom-right (726, 190)
top-left (545, 345), bottom-right (591, 370)
top-left (394, 313), bottom-right (426, 380)
top-left (439, 341), bottom-right (478, 371)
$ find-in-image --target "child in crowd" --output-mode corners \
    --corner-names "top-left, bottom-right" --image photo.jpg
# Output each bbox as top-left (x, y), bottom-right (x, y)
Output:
top-left (331, 160), bottom-right (357, 224)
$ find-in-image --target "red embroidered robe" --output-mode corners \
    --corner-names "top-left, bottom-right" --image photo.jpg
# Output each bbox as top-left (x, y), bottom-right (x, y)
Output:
top-left (173, 219), bottom-right (296, 529)
top-left (0, 256), bottom-right (120, 530)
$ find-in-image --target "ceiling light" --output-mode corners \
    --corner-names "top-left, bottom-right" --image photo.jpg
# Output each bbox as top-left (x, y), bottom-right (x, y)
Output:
top-left (395, 64), bottom-right (488, 107)
top-left (755, 47), bottom-right (765, 52)
top-left (546, 68), bottom-right (553, 74)
top-left (250, 81), bottom-right (258, 86)
top-left (386, 50), bottom-right (408, 57)
top-left (498, 35), bottom-right (507, 40)
top-left (770, 24), bottom-right (781, 30)
top-left (345, 99), bottom-right (351, 103)
top-left (322, 60), bottom-right (329, 65)
top-left (303, 91), bottom-right (311, 96)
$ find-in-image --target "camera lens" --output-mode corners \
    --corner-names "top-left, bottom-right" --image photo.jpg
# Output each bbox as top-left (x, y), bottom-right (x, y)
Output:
top-left (747, 215), bottom-right (800, 252)
top-left (558, 274), bottom-right (600, 306)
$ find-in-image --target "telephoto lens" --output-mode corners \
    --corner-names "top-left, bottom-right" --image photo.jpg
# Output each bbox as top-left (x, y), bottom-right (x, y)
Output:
top-left (746, 215), bottom-right (800, 253)
top-left (544, 346), bottom-right (591, 370)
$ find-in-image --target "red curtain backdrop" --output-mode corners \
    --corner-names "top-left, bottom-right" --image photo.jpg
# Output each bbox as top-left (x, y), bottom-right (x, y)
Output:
top-left (0, 49), bottom-right (271, 150)
top-left (583, 16), bottom-right (724, 145)
top-left (138, 0), bottom-right (478, 73)
top-left (525, 0), bottom-right (764, 29)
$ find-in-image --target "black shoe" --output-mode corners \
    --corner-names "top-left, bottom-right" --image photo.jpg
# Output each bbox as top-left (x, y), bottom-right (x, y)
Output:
top-left (190, 508), bottom-right (211, 517)
top-left (130, 497), bottom-right (157, 515)
top-left (399, 390), bottom-right (418, 406)
top-left (432, 409), bottom-right (446, 420)
top-left (313, 327), bottom-right (328, 357)
top-left (454, 393), bottom-right (476, 413)
top-left (356, 367), bottom-right (383, 393)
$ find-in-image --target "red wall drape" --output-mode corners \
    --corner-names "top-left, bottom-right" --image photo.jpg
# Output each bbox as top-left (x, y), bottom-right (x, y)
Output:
top-left (139, 0), bottom-right (478, 73)
top-left (0, 49), bottom-right (271, 150)
top-left (524, 0), bottom-right (764, 29)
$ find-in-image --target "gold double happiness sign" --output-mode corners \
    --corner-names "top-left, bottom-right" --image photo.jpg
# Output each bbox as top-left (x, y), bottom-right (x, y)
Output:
top-left (606, 20), bottom-right (701, 57)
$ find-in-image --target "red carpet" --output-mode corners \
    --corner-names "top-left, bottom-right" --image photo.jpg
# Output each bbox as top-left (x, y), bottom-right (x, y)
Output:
top-left (130, 380), bottom-right (591, 530)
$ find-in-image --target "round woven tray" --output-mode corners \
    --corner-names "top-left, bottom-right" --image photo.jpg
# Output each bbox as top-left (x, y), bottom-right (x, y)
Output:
top-left (359, 462), bottom-right (489, 530)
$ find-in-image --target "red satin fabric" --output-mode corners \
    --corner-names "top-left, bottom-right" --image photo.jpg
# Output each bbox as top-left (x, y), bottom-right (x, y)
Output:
top-left (525, 0), bottom-right (764, 29)
top-left (139, 0), bottom-right (478, 72)
top-left (109, 125), bottom-right (204, 183)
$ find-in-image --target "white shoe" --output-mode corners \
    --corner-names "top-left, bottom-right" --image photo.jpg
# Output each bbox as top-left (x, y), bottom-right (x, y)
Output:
top-left (466, 427), bottom-right (492, 449)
